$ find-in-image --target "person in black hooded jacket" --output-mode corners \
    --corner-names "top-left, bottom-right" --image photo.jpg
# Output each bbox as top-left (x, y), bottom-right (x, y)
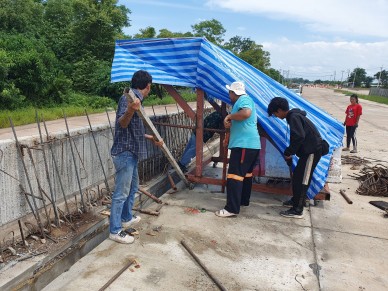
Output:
top-left (267, 97), bottom-right (323, 218)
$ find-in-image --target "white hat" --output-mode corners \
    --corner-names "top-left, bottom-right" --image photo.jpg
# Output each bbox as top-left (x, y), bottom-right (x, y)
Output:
top-left (225, 81), bottom-right (246, 95)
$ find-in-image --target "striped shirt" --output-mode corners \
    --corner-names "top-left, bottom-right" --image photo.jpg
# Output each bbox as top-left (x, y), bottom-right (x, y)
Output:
top-left (111, 89), bottom-right (147, 160)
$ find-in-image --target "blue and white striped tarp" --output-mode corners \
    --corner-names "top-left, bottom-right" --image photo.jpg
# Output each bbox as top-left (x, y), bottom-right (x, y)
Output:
top-left (111, 37), bottom-right (344, 198)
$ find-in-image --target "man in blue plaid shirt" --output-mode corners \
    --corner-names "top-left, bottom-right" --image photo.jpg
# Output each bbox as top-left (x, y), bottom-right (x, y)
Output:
top-left (109, 70), bottom-right (163, 244)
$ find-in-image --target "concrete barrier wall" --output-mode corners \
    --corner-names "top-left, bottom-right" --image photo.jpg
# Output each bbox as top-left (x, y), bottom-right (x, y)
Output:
top-left (369, 87), bottom-right (388, 98)
top-left (0, 110), bottom-right (198, 227)
top-left (0, 124), bottom-right (115, 227)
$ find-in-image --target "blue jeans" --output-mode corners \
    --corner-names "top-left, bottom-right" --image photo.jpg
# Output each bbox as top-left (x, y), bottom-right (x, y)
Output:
top-left (110, 151), bottom-right (139, 234)
top-left (180, 134), bottom-right (196, 167)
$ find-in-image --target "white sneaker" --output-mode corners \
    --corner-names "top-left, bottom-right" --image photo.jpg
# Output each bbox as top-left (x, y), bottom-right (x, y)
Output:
top-left (215, 209), bottom-right (237, 217)
top-left (122, 215), bottom-right (141, 228)
top-left (350, 149), bottom-right (358, 153)
top-left (109, 231), bottom-right (135, 244)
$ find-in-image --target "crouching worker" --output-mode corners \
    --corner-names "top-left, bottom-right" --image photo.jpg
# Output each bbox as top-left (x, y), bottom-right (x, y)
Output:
top-left (267, 97), bottom-right (323, 219)
top-left (110, 70), bottom-right (163, 244)
top-left (215, 81), bottom-right (261, 217)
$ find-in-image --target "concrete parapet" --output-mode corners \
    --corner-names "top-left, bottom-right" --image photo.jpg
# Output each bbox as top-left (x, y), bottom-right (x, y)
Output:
top-left (0, 124), bottom-right (114, 228)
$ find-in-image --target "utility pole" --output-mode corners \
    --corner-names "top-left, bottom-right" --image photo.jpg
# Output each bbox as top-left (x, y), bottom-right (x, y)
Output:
top-left (333, 71), bottom-right (336, 82)
top-left (377, 66), bottom-right (383, 87)
top-left (347, 69), bottom-right (350, 86)
top-left (352, 69), bottom-right (357, 88)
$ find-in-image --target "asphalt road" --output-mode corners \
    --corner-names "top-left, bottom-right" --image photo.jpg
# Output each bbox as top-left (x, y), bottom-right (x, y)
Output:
top-left (302, 86), bottom-right (388, 161)
top-left (0, 101), bottom-right (203, 141)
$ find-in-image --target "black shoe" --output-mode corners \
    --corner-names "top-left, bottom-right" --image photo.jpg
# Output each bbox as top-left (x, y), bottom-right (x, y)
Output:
top-left (280, 208), bottom-right (304, 219)
top-left (177, 162), bottom-right (188, 173)
top-left (282, 199), bottom-right (293, 207)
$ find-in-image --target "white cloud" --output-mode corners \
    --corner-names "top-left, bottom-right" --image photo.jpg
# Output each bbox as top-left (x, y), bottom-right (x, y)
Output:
top-left (205, 0), bottom-right (388, 38)
top-left (263, 39), bottom-right (388, 80)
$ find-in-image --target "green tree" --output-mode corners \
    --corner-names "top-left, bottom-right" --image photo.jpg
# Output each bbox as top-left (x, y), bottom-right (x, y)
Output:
top-left (374, 70), bottom-right (388, 88)
top-left (134, 26), bottom-right (156, 38)
top-left (191, 19), bottom-right (225, 45)
top-left (224, 35), bottom-right (271, 73)
top-left (0, 0), bottom-right (44, 34)
top-left (66, 0), bottom-right (130, 62)
top-left (348, 67), bottom-right (367, 87)
top-left (266, 68), bottom-right (282, 83)
top-left (364, 76), bottom-right (374, 88)
top-left (0, 33), bottom-right (64, 106)
top-left (239, 44), bottom-right (270, 72)
top-left (224, 36), bottom-right (254, 54)
top-left (157, 28), bottom-right (193, 38)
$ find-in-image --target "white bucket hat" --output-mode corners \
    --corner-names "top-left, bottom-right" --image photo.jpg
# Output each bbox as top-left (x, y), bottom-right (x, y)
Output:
top-left (225, 81), bottom-right (246, 95)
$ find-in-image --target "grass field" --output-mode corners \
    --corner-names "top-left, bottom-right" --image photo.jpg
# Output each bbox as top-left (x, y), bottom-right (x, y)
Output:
top-left (0, 106), bottom-right (109, 129)
top-left (0, 89), bottom-right (197, 129)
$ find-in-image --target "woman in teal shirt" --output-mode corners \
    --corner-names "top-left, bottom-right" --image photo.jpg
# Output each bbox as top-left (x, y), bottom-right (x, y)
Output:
top-left (215, 81), bottom-right (261, 217)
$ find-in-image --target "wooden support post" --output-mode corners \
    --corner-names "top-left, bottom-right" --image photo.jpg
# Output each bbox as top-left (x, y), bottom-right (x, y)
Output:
top-left (195, 89), bottom-right (205, 178)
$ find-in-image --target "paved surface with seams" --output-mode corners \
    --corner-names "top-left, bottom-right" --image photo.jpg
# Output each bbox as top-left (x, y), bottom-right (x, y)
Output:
top-left (39, 87), bottom-right (388, 290)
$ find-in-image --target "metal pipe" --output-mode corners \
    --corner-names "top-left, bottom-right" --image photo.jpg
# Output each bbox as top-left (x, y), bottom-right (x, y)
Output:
top-left (339, 189), bottom-right (353, 204)
top-left (181, 240), bottom-right (227, 291)
top-left (138, 188), bottom-right (163, 204)
top-left (98, 259), bottom-right (136, 291)
top-left (36, 111), bottom-right (60, 226)
top-left (85, 109), bottom-right (111, 194)
top-left (152, 122), bottom-right (226, 133)
top-left (62, 110), bottom-right (86, 212)
top-left (167, 172), bottom-right (177, 191)
top-left (9, 117), bottom-right (46, 239)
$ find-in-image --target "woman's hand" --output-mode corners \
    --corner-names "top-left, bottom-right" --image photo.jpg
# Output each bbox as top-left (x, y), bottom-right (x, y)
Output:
top-left (224, 115), bottom-right (232, 129)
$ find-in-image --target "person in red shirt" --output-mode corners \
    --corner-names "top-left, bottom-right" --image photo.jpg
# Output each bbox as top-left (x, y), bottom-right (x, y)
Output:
top-left (343, 94), bottom-right (362, 153)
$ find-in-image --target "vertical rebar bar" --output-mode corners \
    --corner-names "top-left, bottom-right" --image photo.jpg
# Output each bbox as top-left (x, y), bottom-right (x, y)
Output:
top-left (85, 109), bottom-right (111, 194)
top-left (9, 117), bottom-right (46, 239)
top-left (26, 147), bottom-right (52, 232)
top-left (62, 110), bottom-right (86, 212)
top-left (42, 117), bottom-right (72, 220)
top-left (36, 111), bottom-right (60, 226)
top-left (105, 108), bottom-right (115, 138)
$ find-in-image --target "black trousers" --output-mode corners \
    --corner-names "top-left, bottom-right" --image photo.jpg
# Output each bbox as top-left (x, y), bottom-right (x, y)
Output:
top-left (225, 148), bottom-right (260, 214)
top-left (346, 125), bottom-right (357, 148)
top-left (292, 150), bottom-right (321, 213)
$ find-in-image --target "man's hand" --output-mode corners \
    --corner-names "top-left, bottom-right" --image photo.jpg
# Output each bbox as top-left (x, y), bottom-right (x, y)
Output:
top-left (153, 138), bottom-right (164, 147)
top-left (224, 115), bottom-right (232, 129)
top-left (354, 123), bottom-right (358, 128)
top-left (284, 155), bottom-right (292, 167)
top-left (128, 98), bottom-right (141, 112)
top-left (145, 134), bottom-right (164, 147)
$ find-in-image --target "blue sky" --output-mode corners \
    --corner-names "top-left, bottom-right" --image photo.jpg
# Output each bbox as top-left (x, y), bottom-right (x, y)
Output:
top-left (118, 0), bottom-right (388, 81)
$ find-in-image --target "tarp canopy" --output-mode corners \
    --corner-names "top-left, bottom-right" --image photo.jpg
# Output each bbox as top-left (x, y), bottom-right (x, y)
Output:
top-left (111, 37), bottom-right (344, 198)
